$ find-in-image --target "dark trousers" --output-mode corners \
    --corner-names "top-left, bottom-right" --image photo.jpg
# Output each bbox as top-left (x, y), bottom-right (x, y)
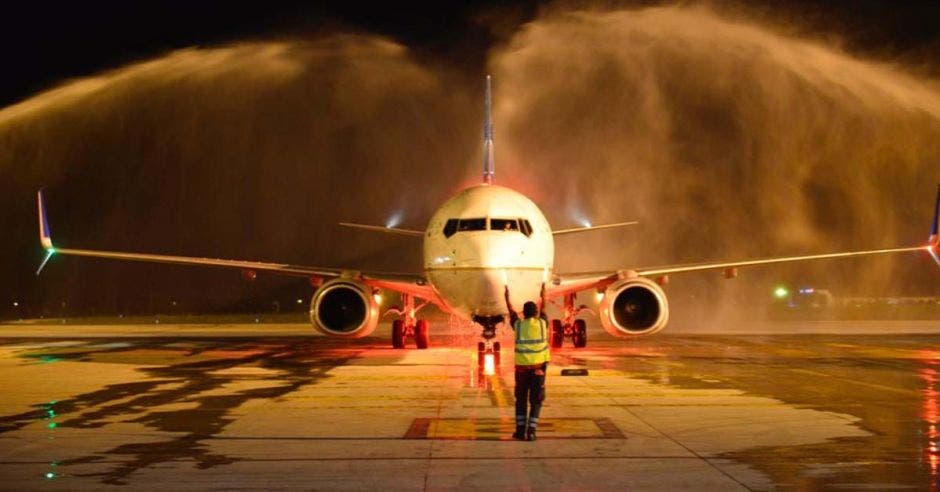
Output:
top-left (515, 364), bottom-right (546, 429)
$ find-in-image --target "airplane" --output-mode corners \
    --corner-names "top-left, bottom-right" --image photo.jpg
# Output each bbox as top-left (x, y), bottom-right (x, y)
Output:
top-left (35, 76), bottom-right (940, 357)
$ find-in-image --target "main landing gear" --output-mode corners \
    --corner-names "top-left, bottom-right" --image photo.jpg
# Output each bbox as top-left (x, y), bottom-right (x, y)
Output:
top-left (386, 293), bottom-right (430, 349)
top-left (550, 293), bottom-right (593, 349)
top-left (473, 315), bottom-right (503, 369)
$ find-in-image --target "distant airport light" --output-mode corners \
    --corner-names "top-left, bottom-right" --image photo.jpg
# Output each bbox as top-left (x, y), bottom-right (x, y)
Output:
top-left (483, 353), bottom-right (496, 375)
top-left (296, 298), bottom-right (303, 304)
top-left (12, 301), bottom-right (18, 307)
top-left (773, 286), bottom-right (789, 299)
top-left (798, 287), bottom-right (815, 294)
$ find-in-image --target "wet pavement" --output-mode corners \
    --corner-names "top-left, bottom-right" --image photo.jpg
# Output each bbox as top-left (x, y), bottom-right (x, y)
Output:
top-left (2, 320), bottom-right (940, 490)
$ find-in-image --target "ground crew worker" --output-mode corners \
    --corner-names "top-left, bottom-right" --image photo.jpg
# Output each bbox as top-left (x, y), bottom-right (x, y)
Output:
top-left (504, 284), bottom-right (550, 441)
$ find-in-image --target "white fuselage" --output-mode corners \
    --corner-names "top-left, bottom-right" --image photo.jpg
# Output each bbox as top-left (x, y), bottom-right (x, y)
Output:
top-left (423, 184), bottom-right (553, 318)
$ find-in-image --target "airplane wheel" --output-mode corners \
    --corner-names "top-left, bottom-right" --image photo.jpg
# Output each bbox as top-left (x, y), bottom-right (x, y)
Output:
top-left (550, 319), bottom-right (564, 348)
top-left (573, 319), bottom-right (587, 348)
top-left (392, 320), bottom-right (406, 349)
top-left (415, 320), bottom-right (430, 349)
top-left (493, 341), bottom-right (500, 353)
top-left (477, 341), bottom-right (485, 353)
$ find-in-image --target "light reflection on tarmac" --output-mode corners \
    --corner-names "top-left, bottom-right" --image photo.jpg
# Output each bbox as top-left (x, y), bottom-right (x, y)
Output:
top-left (1, 319), bottom-right (940, 490)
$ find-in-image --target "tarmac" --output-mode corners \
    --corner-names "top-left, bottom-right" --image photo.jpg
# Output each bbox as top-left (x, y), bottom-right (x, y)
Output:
top-left (2, 318), bottom-right (940, 490)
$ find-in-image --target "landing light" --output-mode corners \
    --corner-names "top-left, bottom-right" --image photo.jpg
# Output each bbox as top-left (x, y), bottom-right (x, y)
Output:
top-left (385, 211), bottom-right (403, 229)
top-left (595, 291), bottom-right (604, 304)
top-left (483, 353), bottom-right (496, 375)
top-left (773, 286), bottom-right (789, 299)
top-left (374, 292), bottom-right (383, 305)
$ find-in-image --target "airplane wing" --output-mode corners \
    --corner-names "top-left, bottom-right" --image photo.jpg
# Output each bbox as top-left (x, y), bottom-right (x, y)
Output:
top-left (553, 220), bottom-right (639, 235)
top-left (549, 185), bottom-right (940, 297)
top-left (35, 190), bottom-right (439, 302)
top-left (339, 222), bottom-right (423, 237)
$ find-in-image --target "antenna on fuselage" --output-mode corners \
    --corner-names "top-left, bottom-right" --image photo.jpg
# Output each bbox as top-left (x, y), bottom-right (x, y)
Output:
top-left (482, 75), bottom-right (495, 184)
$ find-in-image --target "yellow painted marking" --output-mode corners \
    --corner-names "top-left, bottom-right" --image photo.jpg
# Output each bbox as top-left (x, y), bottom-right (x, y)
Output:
top-left (490, 373), bottom-right (509, 408)
top-left (425, 418), bottom-right (607, 440)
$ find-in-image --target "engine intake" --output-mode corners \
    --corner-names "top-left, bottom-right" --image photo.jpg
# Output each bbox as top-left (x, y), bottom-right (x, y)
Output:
top-left (309, 279), bottom-right (379, 338)
top-left (599, 277), bottom-right (669, 337)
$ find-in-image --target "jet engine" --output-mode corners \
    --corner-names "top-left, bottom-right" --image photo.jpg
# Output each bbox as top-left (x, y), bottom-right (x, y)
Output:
top-left (309, 279), bottom-right (379, 338)
top-left (599, 276), bottom-right (669, 337)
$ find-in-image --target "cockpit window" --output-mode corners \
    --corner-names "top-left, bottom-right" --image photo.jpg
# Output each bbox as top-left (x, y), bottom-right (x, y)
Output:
top-left (491, 218), bottom-right (519, 232)
top-left (443, 219), bottom-right (458, 238)
top-left (457, 218), bottom-right (487, 231)
top-left (443, 217), bottom-right (533, 237)
top-left (519, 219), bottom-right (533, 237)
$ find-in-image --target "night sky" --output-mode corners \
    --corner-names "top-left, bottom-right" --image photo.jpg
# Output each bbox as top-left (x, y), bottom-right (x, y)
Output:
top-left (2, 1), bottom-right (939, 320)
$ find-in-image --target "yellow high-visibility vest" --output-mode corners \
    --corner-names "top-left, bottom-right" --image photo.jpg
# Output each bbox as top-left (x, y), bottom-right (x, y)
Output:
top-left (514, 317), bottom-right (550, 365)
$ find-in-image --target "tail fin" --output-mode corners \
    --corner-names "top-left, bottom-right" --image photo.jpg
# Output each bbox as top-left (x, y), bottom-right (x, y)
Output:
top-left (482, 75), bottom-right (494, 184)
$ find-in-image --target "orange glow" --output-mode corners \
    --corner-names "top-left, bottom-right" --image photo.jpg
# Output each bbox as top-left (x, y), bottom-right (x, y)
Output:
top-left (483, 353), bottom-right (496, 376)
top-left (921, 359), bottom-right (940, 488)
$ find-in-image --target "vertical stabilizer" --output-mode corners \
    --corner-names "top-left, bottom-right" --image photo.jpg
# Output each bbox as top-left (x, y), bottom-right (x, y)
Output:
top-left (482, 75), bottom-right (495, 184)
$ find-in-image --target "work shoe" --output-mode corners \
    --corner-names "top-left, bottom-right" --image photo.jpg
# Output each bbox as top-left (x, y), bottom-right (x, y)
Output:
top-left (512, 426), bottom-right (526, 440)
top-left (526, 428), bottom-right (537, 441)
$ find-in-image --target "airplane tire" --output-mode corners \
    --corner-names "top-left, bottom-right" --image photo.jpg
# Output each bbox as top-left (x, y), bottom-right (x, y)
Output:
top-left (415, 320), bottom-right (430, 349)
top-left (550, 319), bottom-right (564, 348)
top-left (392, 320), bottom-right (406, 349)
top-left (573, 319), bottom-right (587, 348)
top-left (493, 341), bottom-right (500, 353)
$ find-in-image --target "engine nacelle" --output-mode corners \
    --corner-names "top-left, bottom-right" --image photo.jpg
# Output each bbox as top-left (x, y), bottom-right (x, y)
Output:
top-left (309, 279), bottom-right (379, 338)
top-left (599, 277), bottom-right (669, 337)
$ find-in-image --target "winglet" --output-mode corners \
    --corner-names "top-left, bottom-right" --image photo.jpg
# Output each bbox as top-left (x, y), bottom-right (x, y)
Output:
top-left (930, 183), bottom-right (939, 246)
top-left (37, 190), bottom-right (54, 251)
top-left (927, 184), bottom-right (940, 268)
top-left (482, 75), bottom-right (494, 185)
top-left (36, 190), bottom-right (56, 275)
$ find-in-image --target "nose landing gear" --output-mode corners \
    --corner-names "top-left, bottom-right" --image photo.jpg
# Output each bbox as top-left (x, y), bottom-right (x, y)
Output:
top-left (473, 315), bottom-right (504, 369)
top-left (386, 293), bottom-right (430, 349)
top-left (550, 293), bottom-right (594, 348)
